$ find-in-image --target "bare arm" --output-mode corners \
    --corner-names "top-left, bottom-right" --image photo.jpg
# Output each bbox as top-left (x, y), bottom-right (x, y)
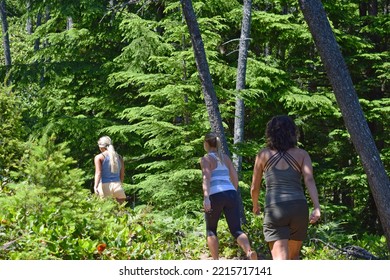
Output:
top-left (224, 154), bottom-right (239, 189)
top-left (119, 156), bottom-right (125, 183)
top-left (200, 156), bottom-right (212, 212)
top-left (94, 154), bottom-right (103, 193)
top-left (301, 150), bottom-right (321, 223)
top-left (251, 150), bottom-right (265, 215)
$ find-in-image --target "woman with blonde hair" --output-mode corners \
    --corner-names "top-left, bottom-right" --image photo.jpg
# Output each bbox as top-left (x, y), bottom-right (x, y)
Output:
top-left (201, 132), bottom-right (257, 260)
top-left (94, 136), bottom-right (126, 204)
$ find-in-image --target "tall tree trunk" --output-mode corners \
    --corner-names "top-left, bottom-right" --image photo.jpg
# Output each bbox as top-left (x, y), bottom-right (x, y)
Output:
top-left (359, 0), bottom-right (378, 16)
top-left (181, 14), bottom-right (190, 126)
top-left (34, 12), bottom-right (42, 52)
top-left (298, 0), bottom-right (390, 251)
top-left (26, 0), bottom-right (41, 51)
top-left (0, 0), bottom-right (12, 81)
top-left (233, 0), bottom-right (252, 225)
top-left (358, 0), bottom-right (384, 232)
top-left (233, 0), bottom-right (252, 172)
top-left (180, 0), bottom-right (229, 155)
top-left (67, 17), bottom-right (73, 30)
top-left (368, 0), bottom-right (378, 15)
top-left (38, 5), bottom-right (51, 88)
top-left (109, 0), bottom-right (116, 24)
top-left (26, 0), bottom-right (32, 34)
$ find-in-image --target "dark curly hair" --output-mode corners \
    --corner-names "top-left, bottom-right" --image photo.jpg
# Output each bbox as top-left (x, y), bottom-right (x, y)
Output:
top-left (265, 115), bottom-right (298, 151)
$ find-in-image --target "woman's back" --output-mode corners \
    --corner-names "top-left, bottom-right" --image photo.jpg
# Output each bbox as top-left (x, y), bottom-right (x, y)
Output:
top-left (101, 153), bottom-right (121, 183)
top-left (207, 153), bottom-right (236, 195)
top-left (262, 148), bottom-right (306, 205)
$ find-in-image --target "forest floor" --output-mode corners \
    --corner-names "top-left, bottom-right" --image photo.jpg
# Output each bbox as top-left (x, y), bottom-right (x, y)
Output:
top-left (199, 251), bottom-right (270, 260)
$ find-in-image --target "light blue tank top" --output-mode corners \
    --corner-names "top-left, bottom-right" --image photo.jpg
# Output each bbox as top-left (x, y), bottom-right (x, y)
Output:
top-left (208, 153), bottom-right (236, 195)
top-left (101, 154), bottom-right (121, 183)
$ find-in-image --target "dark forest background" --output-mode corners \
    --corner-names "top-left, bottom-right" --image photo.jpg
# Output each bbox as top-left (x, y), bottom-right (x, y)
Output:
top-left (0, 0), bottom-right (389, 259)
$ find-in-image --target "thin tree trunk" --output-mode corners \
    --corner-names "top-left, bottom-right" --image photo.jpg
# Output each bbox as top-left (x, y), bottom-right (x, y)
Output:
top-left (109, 0), bottom-right (116, 24)
top-left (298, 0), bottom-right (390, 251)
top-left (26, 0), bottom-right (32, 34)
top-left (233, 0), bottom-right (252, 173)
top-left (180, 0), bottom-right (229, 155)
top-left (34, 12), bottom-right (41, 52)
top-left (232, 0), bottom-right (252, 225)
top-left (67, 17), bottom-right (73, 30)
top-left (0, 0), bottom-right (12, 80)
top-left (181, 14), bottom-right (190, 126)
top-left (39, 6), bottom-right (51, 88)
top-left (26, 0), bottom-right (40, 51)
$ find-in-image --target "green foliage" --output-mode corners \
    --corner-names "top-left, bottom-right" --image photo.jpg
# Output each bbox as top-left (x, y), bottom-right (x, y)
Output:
top-left (0, 136), bottom-right (97, 259)
top-left (303, 219), bottom-right (388, 260)
top-left (0, 0), bottom-right (389, 259)
top-left (0, 85), bottom-right (27, 187)
top-left (242, 212), bottom-right (270, 259)
top-left (0, 181), bottom-right (207, 260)
top-left (11, 135), bottom-right (85, 190)
top-left (0, 136), bottom-right (207, 260)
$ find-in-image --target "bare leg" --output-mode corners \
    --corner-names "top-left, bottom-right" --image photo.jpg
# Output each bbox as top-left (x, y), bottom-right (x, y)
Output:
top-left (207, 235), bottom-right (219, 260)
top-left (269, 239), bottom-right (289, 260)
top-left (288, 240), bottom-right (302, 260)
top-left (236, 233), bottom-right (257, 260)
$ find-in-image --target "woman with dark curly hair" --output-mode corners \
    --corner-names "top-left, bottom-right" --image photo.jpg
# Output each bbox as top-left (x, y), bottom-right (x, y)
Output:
top-left (250, 115), bottom-right (321, 260)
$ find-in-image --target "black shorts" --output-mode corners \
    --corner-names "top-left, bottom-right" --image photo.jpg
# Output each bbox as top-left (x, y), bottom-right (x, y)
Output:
top-left (263, 199), bottom-right (309, 242)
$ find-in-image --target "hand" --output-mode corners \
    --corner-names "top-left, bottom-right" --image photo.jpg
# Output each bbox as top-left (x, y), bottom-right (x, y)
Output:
top-left (253, 204), bottom-right (261, 215)
top-left (203, 197), bottom-right (211, 212)
top-left (309, 208), bottom-right (321, 224)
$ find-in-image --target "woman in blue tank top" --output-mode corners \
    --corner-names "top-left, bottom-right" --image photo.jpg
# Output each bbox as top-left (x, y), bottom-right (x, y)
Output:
top-left (94, 136), bottom-right (126, 204)
top-left (200, 132), bottom-right (257, 260)
top-left (250, 116), bottom-right (321, 260)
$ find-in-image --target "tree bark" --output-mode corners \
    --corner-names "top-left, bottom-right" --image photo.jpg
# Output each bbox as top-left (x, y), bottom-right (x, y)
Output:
top-left (67, 17), bottom-right (73, 30)
top-left (180, 0), bottom-right (229, 155)
top-left (232, 0), bottom-right (252, 225)
top-left (34, 12), bottom-right (42, 51)
top-left (298, 0), bottom-right (390, 251)
top-left (26, 0), bottom-right (32, 34)
top-left (0, 0), bottom-right (12, 75)
top-left (181, 0), bottom-right (247, 224)
top-left (233, 0), bottom-right (252, 173)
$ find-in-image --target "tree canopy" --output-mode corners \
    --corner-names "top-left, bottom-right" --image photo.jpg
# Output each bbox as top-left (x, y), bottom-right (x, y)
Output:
top-left (0, 0), bottom-right (389, 260)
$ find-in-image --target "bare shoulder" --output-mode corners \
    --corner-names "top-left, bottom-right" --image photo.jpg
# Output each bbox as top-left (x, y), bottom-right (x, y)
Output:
top-left (200, 154), bottom-right (211, 166)
top-left (289, 147), bottom-right (310, 161)
top-left (253, 148), bottom-right (271, 169)
top-left (222, 153), bottom-right (232, 163)
top-left (257, 147), bottom-right (272, 159)
top-left (294, 147), bottom-right (309, 156)
top-left (94, 153), bottom-right (104, 166)
top-left (94, 153), bottom-right (104, 160)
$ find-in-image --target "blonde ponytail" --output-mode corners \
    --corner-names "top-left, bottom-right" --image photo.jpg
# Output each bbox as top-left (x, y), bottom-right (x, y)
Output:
top-left (215, 136), bottom-right (224, 164)
top-left (107, 144), bottom-right (119, 173)
top-left (98, 136), bottom-right (119, 173)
